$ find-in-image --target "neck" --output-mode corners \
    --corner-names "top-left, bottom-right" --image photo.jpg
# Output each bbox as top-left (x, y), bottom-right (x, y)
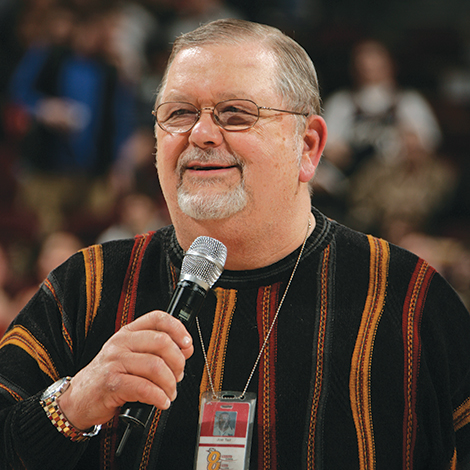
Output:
top-left (173, 208), bottom-right (314, 271)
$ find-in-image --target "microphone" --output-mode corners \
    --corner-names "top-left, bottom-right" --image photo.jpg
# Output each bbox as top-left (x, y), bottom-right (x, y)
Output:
top-left (116, 236), bottom-right (227, 456)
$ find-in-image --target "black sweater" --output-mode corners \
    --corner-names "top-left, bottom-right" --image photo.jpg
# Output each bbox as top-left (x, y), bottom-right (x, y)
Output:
top-left (1, 208), bottom-right (470, 469)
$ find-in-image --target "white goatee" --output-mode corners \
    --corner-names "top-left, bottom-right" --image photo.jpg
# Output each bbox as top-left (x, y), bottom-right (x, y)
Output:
top-left (176, 148), bottom-right (248, 220)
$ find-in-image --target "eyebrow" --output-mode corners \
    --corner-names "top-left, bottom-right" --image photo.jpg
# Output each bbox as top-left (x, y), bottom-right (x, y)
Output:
top-left (161, 92), bottom-right (257, 104)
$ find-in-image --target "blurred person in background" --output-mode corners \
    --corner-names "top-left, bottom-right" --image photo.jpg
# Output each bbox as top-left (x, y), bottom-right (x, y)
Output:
top-left (313, 39), bottom-right (442, 221)
top-left (323, 38), bottom-right (442, 173)
top-left (8, 4), bottom-right (138, 237)
top-left (107, 0), bottom-right (160, 86)
top-left (12, 231), bottom-right (83, 314)
top-left (0, 0), bottom-right (62, 250)
top-left (346, 127), bottom-right (457, 242)
top-left (96, 192), bottom-right (170, 244)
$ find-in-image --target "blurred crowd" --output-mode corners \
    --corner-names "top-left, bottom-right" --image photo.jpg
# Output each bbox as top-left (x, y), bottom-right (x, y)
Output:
top-left (313, 36), bottom-right (470, 311)
top-left (1, 0), bottom-right (470, 336)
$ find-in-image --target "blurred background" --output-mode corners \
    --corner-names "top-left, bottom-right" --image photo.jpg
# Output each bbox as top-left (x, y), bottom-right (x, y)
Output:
top-left (0, 0), bottom-right (470, 334)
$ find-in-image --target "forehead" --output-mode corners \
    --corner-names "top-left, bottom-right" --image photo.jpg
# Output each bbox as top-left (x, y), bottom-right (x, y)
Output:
top-left (161, 43), bottom-right (279, 103)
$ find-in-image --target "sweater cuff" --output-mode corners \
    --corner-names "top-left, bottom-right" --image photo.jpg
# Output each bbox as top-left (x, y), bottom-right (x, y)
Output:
top-left (12, 391), bottom-right (88, 469)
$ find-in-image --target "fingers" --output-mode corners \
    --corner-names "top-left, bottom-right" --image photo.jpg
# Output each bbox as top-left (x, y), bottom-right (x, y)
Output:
top-left (118, 329), bottom-right (187, 385)
top-left (108, 374), bottom-right (174, 411)
top-left (124, 310), bottom-right (193, 353)
top-left (58, 310), bottom-right (195, 430)
top-left (112, 311), bottom-right (194, 392)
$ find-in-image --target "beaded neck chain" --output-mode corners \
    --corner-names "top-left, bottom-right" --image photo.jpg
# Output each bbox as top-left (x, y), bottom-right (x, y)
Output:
top-left (196, 217), bottom-right (312, 399)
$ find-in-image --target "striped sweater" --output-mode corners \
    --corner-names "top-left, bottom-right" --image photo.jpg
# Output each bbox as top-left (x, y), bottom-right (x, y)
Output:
top-left (1, 207), bottom-right (470, 469)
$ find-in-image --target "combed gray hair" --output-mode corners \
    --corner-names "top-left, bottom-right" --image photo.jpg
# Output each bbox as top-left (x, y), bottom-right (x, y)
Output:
top-left (155, 19), bottom-right (322, 117)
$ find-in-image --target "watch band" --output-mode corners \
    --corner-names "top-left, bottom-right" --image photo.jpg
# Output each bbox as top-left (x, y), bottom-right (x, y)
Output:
top-left (40, 377), bottom-right (101, 442)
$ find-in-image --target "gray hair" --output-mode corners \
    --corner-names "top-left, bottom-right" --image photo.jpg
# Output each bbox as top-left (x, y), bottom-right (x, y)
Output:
top-left (155, 19), bottom-right (322, 117)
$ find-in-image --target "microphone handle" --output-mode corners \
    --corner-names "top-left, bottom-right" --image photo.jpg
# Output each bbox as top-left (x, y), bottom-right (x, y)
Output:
top-left (116, 280), bottom-right (208, 456)
top-left (167, 279), bottom-right (207, 328)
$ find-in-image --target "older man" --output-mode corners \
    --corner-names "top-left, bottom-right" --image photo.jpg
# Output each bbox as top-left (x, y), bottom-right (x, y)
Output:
top-left (1, 19), bottom-right (470, 470)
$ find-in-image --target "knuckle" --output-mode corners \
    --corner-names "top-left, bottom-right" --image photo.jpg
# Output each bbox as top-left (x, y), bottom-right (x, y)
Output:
top-left (148, 355), bottom-right (166, 376)
top-left (119, 323), bottom-right (133, 334)
top-left (149, 310), bottom-right (169, 324)
top-left (152, 330), bottom-right (172, 346)
top-left (105, 341), bottom-right (122, 358)
top-left (136, 380), bottom-right (155, 402)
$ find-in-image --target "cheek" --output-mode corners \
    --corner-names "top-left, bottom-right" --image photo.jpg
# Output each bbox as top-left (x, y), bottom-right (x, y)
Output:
top-left (155, 137), bottom-right (183, 197)
top-left (244, 147), bottom-right (300, 202)
top-left (248, 127), bottom-right (300, 176)
top-left (242, 125), bottom-right (288, 163)
top-left (156, 133), bottom-right (186, 171)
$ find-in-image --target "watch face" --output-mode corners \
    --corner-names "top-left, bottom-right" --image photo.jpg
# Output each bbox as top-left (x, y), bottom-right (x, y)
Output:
top-left (43, 377), bottom-right (70, 400)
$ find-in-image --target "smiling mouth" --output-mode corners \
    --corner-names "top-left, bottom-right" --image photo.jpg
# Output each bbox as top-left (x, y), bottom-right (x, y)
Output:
top-left (187, 163), bottom-right (238, 171)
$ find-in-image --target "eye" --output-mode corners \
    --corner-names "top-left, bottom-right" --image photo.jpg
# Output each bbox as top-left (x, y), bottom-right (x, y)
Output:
top-left (171, 107), bottom-right (195, 117)
top-left (216, 101), bottom-right (258, 127)
top-left (218, 103), bottom-right (256, 116)
top-left (158, 103), bottom-right (198, 123)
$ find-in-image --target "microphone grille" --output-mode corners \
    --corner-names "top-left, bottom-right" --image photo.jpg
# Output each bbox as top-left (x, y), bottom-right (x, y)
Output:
top-left (181, 236), bottom-right (227, 289)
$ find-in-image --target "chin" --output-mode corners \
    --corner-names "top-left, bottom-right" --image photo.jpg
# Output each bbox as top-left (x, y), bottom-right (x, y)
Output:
top-left (177, 187), bottom-right (247, 220)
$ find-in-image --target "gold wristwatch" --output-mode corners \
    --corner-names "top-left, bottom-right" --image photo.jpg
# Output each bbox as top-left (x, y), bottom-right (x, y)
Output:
top-left (40, 376), bottom-right (101, 442)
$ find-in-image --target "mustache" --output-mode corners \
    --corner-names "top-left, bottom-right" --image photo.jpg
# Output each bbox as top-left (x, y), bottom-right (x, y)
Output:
top-left (176, 148), bottom-right (244, 175)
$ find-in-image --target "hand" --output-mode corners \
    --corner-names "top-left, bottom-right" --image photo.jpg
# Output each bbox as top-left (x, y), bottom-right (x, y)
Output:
top-left (56, 310), bottom-right (194, 431)
top-left (36, 97), bottom-right (90, 132)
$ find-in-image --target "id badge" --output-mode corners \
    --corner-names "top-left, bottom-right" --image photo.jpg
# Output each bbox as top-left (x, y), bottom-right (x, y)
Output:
top-left (194, 391), bottom-right (256, 470)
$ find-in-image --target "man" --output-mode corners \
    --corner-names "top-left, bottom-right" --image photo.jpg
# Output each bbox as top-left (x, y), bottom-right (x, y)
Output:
top-left (1, 19), bottom-right (470, 470)
top-left (213, 412), bottom-right (235, 436)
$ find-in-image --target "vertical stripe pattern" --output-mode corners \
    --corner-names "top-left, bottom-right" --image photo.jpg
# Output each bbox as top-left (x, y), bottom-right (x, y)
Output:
top-left (402, 258), bottom-right (434, 470)
top-left (139, 409), bottom-right (163, 470)
top-left (100, 234), bottom-right (153, 470)
top-left (199, 288), bottom-right (237, 397)
top-left (81, 245), bottom-right (104, 336)
top-left (43, 279), bottom-right (73, 353)
top-left (350, 236), bottom-right (390, 470)
top-left (306, 245), bottom-right (331, 470)
top-left (115, 234), bottom-right (153, 331)
top-left (257, 284), bottom-right (280, 470)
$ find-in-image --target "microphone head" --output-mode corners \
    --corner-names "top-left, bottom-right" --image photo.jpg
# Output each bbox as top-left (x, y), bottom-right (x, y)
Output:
top-left (181, 236), bottom-right (227, 290)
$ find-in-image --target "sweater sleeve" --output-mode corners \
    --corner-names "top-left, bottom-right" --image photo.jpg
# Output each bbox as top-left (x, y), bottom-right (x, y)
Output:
top-left (0, 252), bottom-right (93, 469)
top-left (419, 271), bottom-right (470, 466)
top-left (2, 392), bottom-right (89, 469)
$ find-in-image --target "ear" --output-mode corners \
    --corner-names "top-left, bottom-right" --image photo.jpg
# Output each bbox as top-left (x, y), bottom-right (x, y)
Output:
top-left (299, 115), bottom-right (328, 183)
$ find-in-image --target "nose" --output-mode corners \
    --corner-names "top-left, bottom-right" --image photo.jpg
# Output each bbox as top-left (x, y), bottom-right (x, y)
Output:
top-left (188, 107), bottom-right (224, 149)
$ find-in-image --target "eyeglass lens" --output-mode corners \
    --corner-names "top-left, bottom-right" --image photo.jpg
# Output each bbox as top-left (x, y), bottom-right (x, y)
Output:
top-left (156, 100), bottom-right (260, 132)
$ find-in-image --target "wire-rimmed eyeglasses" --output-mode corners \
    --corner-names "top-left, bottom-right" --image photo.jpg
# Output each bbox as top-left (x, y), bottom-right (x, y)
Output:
top-left (152, 99), bottom-right (308, 134)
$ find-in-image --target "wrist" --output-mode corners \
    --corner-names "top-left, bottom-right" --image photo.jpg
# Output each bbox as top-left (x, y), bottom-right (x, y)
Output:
top-left (40, 377), bottom-right (101, 442)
